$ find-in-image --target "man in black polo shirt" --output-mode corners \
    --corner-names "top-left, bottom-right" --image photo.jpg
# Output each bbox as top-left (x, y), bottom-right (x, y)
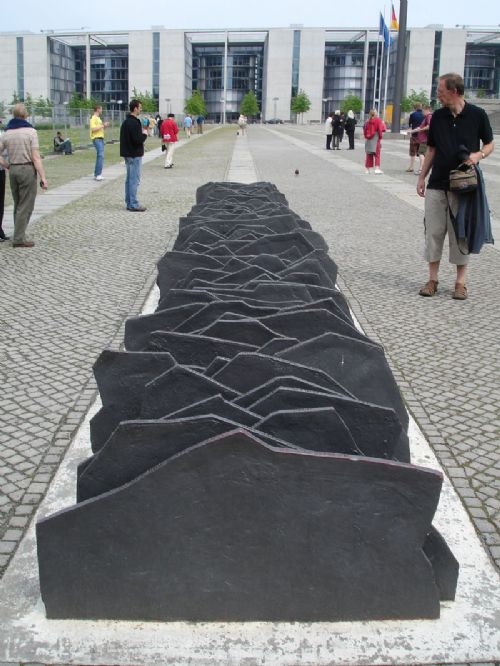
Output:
top-left (416, 73), bottom-right (494, 300)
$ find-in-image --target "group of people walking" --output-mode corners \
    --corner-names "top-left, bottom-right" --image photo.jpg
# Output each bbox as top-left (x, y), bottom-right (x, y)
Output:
top-left (325, 110), bottom-right (357, 151)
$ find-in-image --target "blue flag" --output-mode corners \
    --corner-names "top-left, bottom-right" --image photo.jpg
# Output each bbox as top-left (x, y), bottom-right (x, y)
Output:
top-left (379, 12), bottom-right (391, 47)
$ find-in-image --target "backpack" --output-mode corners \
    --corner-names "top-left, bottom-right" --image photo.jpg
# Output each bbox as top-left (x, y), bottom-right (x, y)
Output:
top-left (363, 120), bottom-right (376, 140)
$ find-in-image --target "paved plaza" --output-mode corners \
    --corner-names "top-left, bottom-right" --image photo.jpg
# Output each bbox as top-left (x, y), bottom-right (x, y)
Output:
top-left (0, 124), bottom-right (499, 665)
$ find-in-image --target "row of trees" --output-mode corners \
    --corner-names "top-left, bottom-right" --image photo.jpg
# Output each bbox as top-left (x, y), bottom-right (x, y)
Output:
top-left (3, 87), bottom-right (431, 122)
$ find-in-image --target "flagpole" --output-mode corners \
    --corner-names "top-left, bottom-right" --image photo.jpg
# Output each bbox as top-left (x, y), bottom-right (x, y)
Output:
top-left (378, 28), bottom-right (385, 113)
top-left (372, 33), bottom-right (380, 109)
top-left (382, 29), bottom-right (391, 122)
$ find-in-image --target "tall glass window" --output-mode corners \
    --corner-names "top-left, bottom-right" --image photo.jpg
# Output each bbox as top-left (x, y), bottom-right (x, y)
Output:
top-left (323, 43), bottom-right (366, 112)
top-left (291, 30), bottom-right (301, 98)
top-left (430, 31), bottom-right (442, 104)
top-left (152, 32), bottom-right (160, 102)
top-left (16, 37), bottom-right (24, 100)
top-left (464, 45), bottom-right (500, 97)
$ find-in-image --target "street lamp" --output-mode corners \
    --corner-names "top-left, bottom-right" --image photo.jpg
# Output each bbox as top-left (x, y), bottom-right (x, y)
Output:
top-left (272, 96), bottom-right (279, 121)
top-left (110, 99), bottom-right (116, 132)
top-left (63, 101), bottom-right (69, 137)
top-left (117, 99), bottom-right (123, 124)
top-left (322, 97), bottom-right (332, 121)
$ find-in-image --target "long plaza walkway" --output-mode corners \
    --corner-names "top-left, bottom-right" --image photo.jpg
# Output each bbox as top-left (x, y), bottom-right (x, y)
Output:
top-left (0, 124), bottom-right (499, 665)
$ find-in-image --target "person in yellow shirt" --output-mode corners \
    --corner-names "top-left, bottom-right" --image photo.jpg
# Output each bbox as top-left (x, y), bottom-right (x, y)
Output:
top-left (89, 105), bottom-right (109, 181)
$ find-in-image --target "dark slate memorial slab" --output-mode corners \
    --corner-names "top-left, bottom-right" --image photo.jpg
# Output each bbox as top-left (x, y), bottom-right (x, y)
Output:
top-left (36, 180), bottom-right (458, 624)
top-left (37, 430), bottom-right (446, 622)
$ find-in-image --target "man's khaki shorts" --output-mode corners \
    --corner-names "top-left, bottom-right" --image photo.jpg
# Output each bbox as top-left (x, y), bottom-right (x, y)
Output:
top-left (423, 189), bottom-right (469, 265)
top-left (418, 143), bottom-right (428, 156)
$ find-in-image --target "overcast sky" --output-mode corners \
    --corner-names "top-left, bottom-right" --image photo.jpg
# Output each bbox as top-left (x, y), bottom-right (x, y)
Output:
top-left (3, 0), bottom-right (498, 33)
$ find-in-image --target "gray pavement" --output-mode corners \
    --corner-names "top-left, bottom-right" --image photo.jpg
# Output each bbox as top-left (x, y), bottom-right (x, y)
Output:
top-left (0, 124), bottom-right (499, 665)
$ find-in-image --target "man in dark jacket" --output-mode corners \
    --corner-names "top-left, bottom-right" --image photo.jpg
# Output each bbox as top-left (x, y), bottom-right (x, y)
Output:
top-left (119, 99), bottom-right (148, 212)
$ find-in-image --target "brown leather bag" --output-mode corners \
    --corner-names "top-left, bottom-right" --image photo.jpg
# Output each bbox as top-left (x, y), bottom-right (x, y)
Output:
top-left (449, 163), bottom-right (478, 194)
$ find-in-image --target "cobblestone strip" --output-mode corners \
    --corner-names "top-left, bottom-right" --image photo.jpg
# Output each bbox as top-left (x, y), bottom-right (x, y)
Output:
top-left (0, 127), bottom-right (237, 578)
top-left (247, 126), bottom-right (500, 571)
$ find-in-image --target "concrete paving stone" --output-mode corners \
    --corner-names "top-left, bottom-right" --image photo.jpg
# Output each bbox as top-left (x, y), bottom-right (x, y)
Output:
top-left (2, 529), bottom-right (23, 541)
top-left (13, 505), bottom-right (33, 516)
top-left (0, 542), bottom-right (17, 555)
top-left (9, 517), bottom-right (29, 529)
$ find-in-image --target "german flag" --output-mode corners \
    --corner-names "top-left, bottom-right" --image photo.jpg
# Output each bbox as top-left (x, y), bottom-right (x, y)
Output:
top-left (391, 3), bottom-right (399, 30)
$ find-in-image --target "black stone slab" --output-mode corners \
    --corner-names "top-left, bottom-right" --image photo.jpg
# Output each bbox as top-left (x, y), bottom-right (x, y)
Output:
top-left (278, 333), bottom-right (409, 430)
top-left (257, 337), bottom-right (300, 355)
top-left (220, 257), bottom-right (254, 273)
top-left (256, 309), bottom-right (373, 345)
top-left (281, 271), bottom-right (322, 286)
top-left (179, 268), bottom-right (230, 288)
top-left (200, 318), bottom-right (281, 347)
top-left (213, 265), bottom-right (277, 285)
top-left (188, 283), bottom-right (313, 304)
top-left (278, 256), bottom-right (336, 289)
top-left (90, 350), bottom-right (176, 453)
top-left (249, 387), bottom-right (402, 461)
top-left (156, 252), bottom-right (223, 295)
top-left (233, 375), bottom-right (341, 408)
top-left (124, 303), bottom-right (207, 351)
top-left (204, 357), bottom-right (230, 377)
top-left (235, 232), bottom-right (316, 257)
top-left (80, 416), bottom-right (262, 501)
top-left (173, 301), bottom-right (280, 334)
top-left (212, 352), bottom-right (352, 398)
top-left (163, 394), bottom-right (260, 427)
top-left (172, 226), bottom-right (224, 251)
top-left (423, 526), bottom-right (459, 601)
top-left (140, 365), bottom-right (240, 419)
top-left (37, 429), bottom-right (444, 622)
top-left (145, 331), bottom-right (257, 367)
top-left (256, 407), bottom-right (362, 455)
top-left (157, 289), bottom-right (220, 311)
top-left (281, 297), bottom-right (352, 325)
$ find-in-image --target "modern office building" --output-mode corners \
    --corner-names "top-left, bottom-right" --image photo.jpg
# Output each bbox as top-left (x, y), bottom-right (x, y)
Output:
top-left (1, 25), bottom-right (499, 122)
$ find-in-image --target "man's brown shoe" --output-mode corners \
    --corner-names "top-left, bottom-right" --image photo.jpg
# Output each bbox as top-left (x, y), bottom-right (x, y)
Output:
top-left (419, 279), bottom-right (438, 297)
top-left (12, 240), bottom-right (35, 248)
top-left (452, 283), bottom-right (468, 300)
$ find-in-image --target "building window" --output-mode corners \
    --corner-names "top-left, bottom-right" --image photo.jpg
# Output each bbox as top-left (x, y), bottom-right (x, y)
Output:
top-left (16, 37), bottom-right (24, 100)
top-left (292, 30), bottom-right (301, 98)
top-left (152, 32), bottom-right (160, 100)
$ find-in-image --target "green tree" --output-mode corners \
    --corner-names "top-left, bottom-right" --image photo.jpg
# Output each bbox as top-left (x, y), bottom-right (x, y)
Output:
top-left (340, 95), bottom-right (363, 115)
top-left (132, 88), bottom-right (158, 113)
top-left (34, 95), bottom-right (53, 117)
top-left (291, 89), bottom-right (311, 123)
top-left (240, 90), bottom-right (259, 117)
top-left (401, 89), bottom-right (430, 113)
top-left (184, 89), bottom-right (207, 116)
top-left (10, 91), bottom-right (21, 105)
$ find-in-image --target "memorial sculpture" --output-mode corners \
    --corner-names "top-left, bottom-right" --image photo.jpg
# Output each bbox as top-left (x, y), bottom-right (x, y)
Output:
top-left (37, 181), bottom-right (458, 622)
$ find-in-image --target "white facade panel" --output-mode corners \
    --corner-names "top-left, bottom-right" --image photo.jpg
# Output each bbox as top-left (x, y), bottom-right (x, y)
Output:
top-left (128, 31), bottom-right (153, 99)
top-left (159, 31), bottom-right (188, 116)
top-left (298, 29), bottom-right (326, 122)
top-left (263, 29), bottom-right (294, 121)
top-left (439, 29), bottom-right (467, 78)
top-left (0, 36), bottom-right (18, 106)
top-left (406, 29), bottom-right (435, 98)
top-left (23, 35), bottom-right (50, 100)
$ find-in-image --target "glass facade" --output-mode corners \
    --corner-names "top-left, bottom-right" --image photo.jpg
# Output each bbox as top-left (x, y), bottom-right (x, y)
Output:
top-left (464, 45), bottom-right (500, 97)
top-left (430, 31), bottom-right (442, 104)
top-left (192, 42), bottom-right (264, 122)
top-left (16, 37), bottom-right (24, 100)
top-left (152, 32), bottom-right (160, 102)
top-left (49, 39), bottom-right (76, 104)
top-left (323, 43), bottom-right (367, 112)
top-left (74, 45), bottom-right (128, 105)
top-left (291, 30), bottom-right (301, 99)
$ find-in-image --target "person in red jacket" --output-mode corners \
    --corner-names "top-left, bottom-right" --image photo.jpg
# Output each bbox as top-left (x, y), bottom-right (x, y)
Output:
top-left (363, 108), bottom-right (385, 174)
top-left (160, 113), bottom-right (179, 169)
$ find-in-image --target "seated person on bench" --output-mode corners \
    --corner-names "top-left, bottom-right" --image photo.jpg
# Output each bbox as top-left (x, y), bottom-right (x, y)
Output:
top-left (53, 131), bottom-right (73, 155)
